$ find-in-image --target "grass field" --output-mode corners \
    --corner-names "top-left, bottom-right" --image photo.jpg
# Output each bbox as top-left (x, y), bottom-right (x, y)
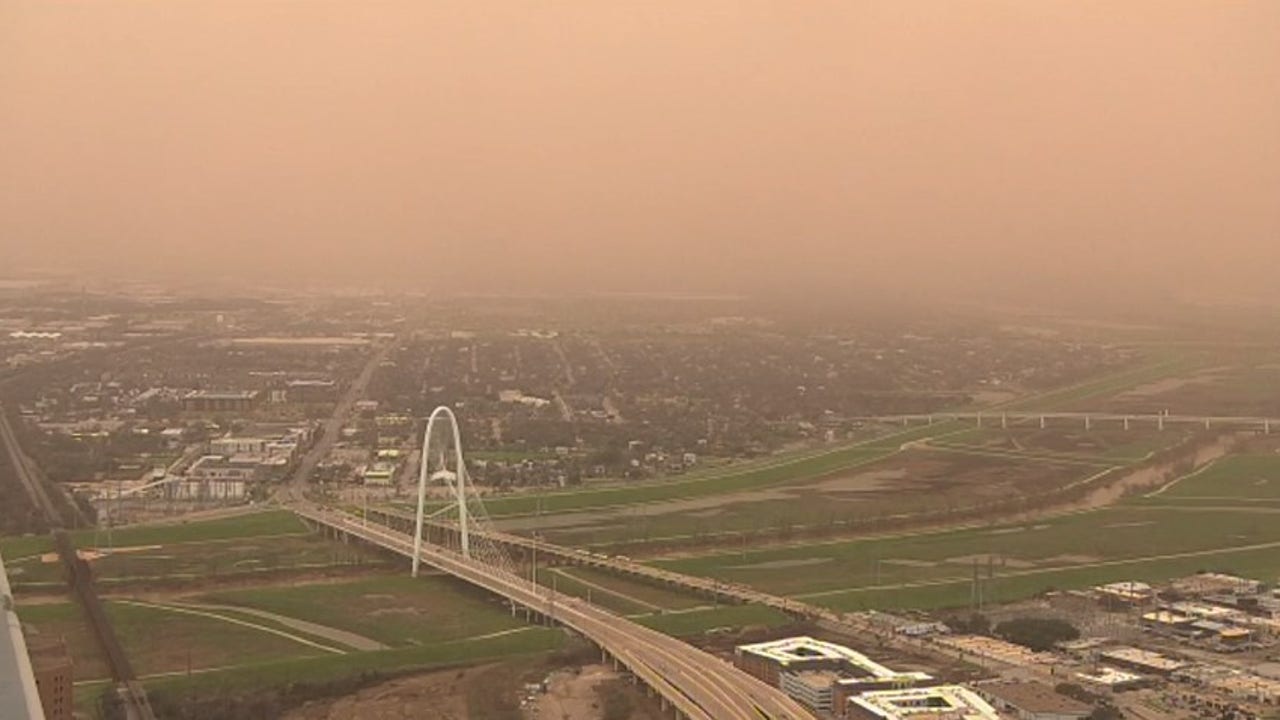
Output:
top-left (519, 444), bottom-right (1107, 548)
top-left (812, 542), bottom-right (1280, 612)
top-left (93, 534), bottom-right (383, 584)
top-left (15, 599), bottom-right (329, 681)
top-left (0, 533), bottom-right (54, 561)
top-left (1003, 355), bottom-right (1199, 411)
top-left (654, 505), bottom-right (1280, 603)
top-left (200, 575), bottom-right (528, 647)
top-left (140, 627), bottom-right (564, 700)
top-left (542, 565), bottom-right (706, 615)
top-left (1153, 453), bottom-right (1280, 500)
top-left (935, 426), bottom-right (1192, 464)
top-left (71, 510), bottom-right (307, 547)
top-left (408, 422), bottom-right (973, 525)
top-left (14, 600), bottom-right (111, 681)
top-left (107, 600), bottom-right (329, 677)
top-left (633, 604), bottom-right (792, 637)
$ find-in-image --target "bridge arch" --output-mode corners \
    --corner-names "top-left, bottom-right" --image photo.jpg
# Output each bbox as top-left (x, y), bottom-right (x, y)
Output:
top-left (412, 405), bottom-right (470, 575)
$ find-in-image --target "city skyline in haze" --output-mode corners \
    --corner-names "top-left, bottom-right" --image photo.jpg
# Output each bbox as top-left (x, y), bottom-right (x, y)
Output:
top-left (2, 1), bottom-right (1278, 304)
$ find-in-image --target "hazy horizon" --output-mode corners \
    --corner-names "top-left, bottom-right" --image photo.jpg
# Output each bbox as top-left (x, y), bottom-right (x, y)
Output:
top-left (2, 2), bottom-right (1278, 304)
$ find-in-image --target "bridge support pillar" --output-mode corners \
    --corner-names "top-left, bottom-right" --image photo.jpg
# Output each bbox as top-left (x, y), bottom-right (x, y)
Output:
top-left (1124, 416), bottom-right (1130, 431)
top-left (1001, 414), bottom-right (1007, 429)
top-left (976, 414), bottom-right (982, 428)
top-left (1040, 415), bottom-right (1046, 429)
top-left (927, 414), bottom-right (933, 425)
top-left (1205, 418), bottom-right (1211, 430)
top-left (1158, 415), bottom-right (1165, 431)
top-left (1266, 420), bottom-right (1271, 434)
top-left (1084, 416), bottom-right (1091, 431)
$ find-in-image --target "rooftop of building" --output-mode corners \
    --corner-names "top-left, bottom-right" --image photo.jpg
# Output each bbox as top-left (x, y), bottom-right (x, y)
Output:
top-left (1076, 668), bottom-right (1144, 686)
top-left (183, 390), bottom-right (260, 400)
top-left (791, 670), bottom-right (843, 691)
top-left (977, 681), bottom-right (1091, 714)
top-left (1095, 581), bottom-right (1154, 596)
top-left (737, 632), bottom-right (936, 681)
top-left (1099, 646), bottom-right (1185, 672)
top-left (848, 685), bottom-right (1000, 719)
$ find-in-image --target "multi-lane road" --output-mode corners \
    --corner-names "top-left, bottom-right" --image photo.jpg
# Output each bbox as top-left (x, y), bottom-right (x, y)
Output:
top-left (296, 504), bottom-right (815, 720)
top-left (277, 341), bottom-right (392, 502)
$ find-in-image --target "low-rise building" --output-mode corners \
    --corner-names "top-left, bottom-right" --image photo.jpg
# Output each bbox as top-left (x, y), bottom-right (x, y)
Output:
top-left (846, 685), bottom-right (1001, 720)
top-left (186, 455), bottom-right (260, 482)
top-left (1094, 581), bottom-right (1154, 606)
top-left (976, 681), bottom-right (1091, 720)
top-left (1098, 647), bottom-right (1185, 676)
top-left (287, 379), bottom-right (337, 403)
top-left (734, 637), bottom-right (930, 714)
top-left (363, 462), bottom-right (397, 485)
top-left (209, 436), bottom-right (269, 456)
top-left (1171, 573), bottom-right (1262, 597)
top-left (181, 390), bottom-right (261, 413)
top-left (1075, 668), bottom-right (1147, 693)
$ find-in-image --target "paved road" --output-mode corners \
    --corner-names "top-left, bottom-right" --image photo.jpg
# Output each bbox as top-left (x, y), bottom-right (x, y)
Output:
top-left (297, 505), bottom-right (814, 720)
top-left (0, 405), bottom-right (68, 527)
top-left (278, 341), bottom-right (392, 502)
top-left (165, 601), bottom-right (388, 651)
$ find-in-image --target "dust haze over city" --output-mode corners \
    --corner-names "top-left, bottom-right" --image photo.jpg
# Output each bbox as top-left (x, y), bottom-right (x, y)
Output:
top-left (3, 1), bottom-right (1278, 305)
top-left (4, 4), bottom-right (1280, 720)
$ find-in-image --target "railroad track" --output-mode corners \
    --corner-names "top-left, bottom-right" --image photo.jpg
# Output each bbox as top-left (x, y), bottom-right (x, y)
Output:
top-left (0, 404), bottom-right (65, 528)
top-left (3, 407), bottom-right (155, 719)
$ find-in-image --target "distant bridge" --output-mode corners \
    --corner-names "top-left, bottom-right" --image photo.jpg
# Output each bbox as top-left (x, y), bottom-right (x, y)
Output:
top-left (849, 411), bottom-right (1276, 432)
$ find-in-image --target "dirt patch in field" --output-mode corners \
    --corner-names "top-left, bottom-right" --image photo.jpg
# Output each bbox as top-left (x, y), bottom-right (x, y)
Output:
top-left (727, 557), bottom-right (833, 571)
top-left (368, 607), bottom-right (425, 618)
top-left (971, 390), bottom-right (1018, 405)
top-left (881, 558), bottom-right (938, 568)
top-left (809, 469), bottom-right (905, 493)
top-left (1116, 367), bottom-right (1231, 399)
top-left (531, 664), bottom-right (644, 720)
top-left (1040, 554), bottom-right (1101, 565)
top-left (943, 554), bottom-right (1036, 569)
top-left (282, 665), bottom-right (485, 720)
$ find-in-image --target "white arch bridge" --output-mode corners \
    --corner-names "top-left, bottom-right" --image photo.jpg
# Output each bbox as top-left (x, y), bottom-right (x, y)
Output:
top-left (296, 406), bottom-right (813, 720)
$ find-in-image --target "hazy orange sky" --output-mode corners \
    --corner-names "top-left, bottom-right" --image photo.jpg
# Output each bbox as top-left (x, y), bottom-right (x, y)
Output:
top-left (1, 2), bottom-right (1277, 301)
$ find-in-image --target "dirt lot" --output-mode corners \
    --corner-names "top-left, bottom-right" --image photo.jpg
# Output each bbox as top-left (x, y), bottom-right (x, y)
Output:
top-left (279, 662), bottom-right (664, 720)
top-left (283, 665), bottom-right (488, 720)
top-left (530, 664), bottom-right (664, 720)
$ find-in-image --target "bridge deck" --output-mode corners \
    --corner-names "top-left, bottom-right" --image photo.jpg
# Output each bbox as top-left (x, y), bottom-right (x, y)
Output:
top-left (298, 506), bottom-right (814, 720)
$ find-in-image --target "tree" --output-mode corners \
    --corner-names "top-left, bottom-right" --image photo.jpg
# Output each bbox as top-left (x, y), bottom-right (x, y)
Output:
top-left (1089, 705), bottom-right (1123, 720)
top-left (946, 613), bottom-right (990, 635)
top-left (994, 617), bottom-right (1079, 652)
